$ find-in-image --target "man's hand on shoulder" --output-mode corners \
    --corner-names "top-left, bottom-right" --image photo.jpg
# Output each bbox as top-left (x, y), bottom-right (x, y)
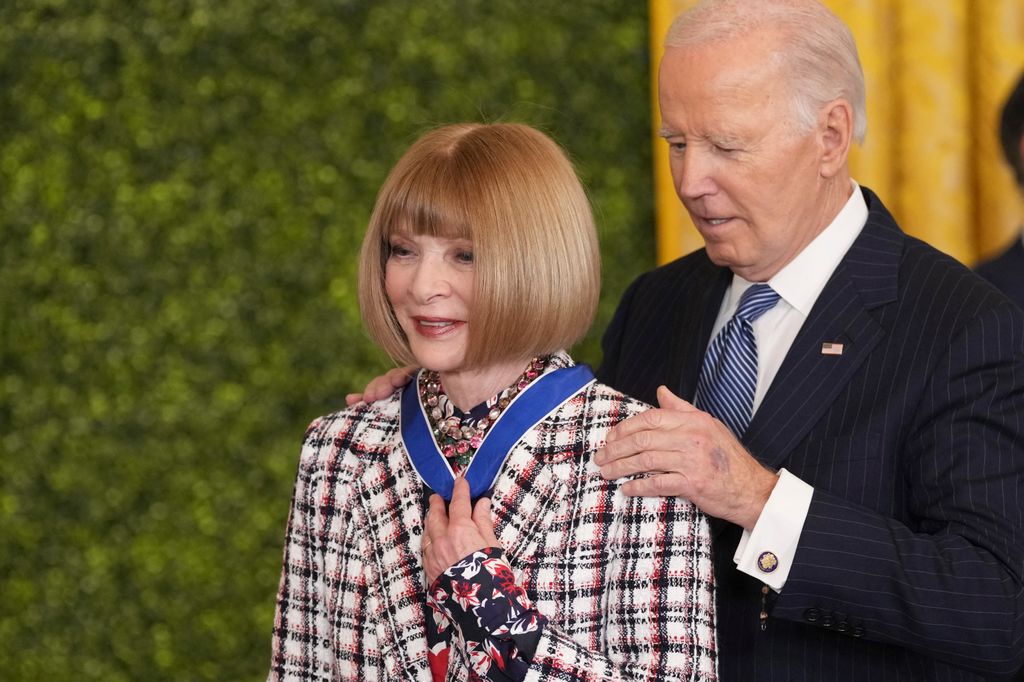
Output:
top-left (595, 385), bottom-right (778, 530)
top-left (345, 366), bottom-right (417, 406)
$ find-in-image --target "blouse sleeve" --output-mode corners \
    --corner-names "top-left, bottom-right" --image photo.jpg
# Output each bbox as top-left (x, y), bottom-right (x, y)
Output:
top-left (428, 547), bottom-right (546, 681)
top-left (431, 493), bottom-right (718, 681)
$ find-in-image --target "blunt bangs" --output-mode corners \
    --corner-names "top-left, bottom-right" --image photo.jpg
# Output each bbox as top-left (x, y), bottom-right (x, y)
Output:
top-left (373, 151), bottom-right (474, 244)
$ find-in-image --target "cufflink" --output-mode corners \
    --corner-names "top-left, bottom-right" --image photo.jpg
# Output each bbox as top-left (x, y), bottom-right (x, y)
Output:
top-left (757, 551), bottom-right (779, 573)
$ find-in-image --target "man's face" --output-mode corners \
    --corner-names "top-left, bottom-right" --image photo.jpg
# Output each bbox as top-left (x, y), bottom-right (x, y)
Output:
top-left (658, 32), bottom-right (842, 282)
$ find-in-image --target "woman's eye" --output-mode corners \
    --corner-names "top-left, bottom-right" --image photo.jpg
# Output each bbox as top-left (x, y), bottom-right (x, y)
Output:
top-left (455, 250), bottom-right (474, 265)
top-left (388, 243), bottom-right (413, 258)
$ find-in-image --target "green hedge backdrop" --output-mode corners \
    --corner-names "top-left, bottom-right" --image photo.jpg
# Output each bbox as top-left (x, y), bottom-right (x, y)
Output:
top-left (0, 1), bottom-right (654, 679)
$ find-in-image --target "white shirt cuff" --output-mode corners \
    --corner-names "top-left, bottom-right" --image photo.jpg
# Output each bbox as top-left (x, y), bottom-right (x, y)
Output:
top-left (733, 468), bottom-right (814, 591)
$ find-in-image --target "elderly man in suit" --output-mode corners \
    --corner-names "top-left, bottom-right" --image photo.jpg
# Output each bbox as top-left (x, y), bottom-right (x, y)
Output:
top-left (976, 69), bottom-right (1024, 308)
top-left (594, 0), bottom-right (1024, 679)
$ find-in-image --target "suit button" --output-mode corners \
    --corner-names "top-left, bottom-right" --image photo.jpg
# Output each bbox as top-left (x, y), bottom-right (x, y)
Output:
top-left (852, 626), bottom-right (865, 638)
top-left (821, 614), bottom-right (834, 628)
top-left (836, 621), bottom-right (849, 633)
top-left (804, 608), bottom-right (821, 623)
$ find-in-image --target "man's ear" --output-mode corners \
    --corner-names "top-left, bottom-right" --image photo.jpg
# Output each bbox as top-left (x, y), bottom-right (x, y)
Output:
top-left (819, 99), bottom-right (853, 179)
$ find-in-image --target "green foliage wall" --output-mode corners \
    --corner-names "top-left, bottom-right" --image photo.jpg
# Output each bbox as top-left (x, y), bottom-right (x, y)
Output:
top-left (0, 1), bottom-right (654, 679)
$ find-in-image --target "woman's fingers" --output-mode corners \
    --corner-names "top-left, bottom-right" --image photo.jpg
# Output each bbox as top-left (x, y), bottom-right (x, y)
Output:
top-left (448, 476), bottom-right (472, 522)
top-left (421, 481), bottom-right (504, 584)
top-left (472, 496), bottom-right (499, 546)
top-left (425, 493), bottom-right (448, 541)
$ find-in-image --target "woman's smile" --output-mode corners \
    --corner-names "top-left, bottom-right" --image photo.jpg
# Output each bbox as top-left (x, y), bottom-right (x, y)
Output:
top-left (413, 316), bottom-right (466, 337)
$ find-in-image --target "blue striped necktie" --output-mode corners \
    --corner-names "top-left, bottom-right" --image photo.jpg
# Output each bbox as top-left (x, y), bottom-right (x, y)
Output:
top-left (694, 283), bottom-right (781, 437)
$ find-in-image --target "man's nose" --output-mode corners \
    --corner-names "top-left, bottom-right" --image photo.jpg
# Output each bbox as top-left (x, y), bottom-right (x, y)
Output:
top-left (674, 147), bottom-right (717, 200)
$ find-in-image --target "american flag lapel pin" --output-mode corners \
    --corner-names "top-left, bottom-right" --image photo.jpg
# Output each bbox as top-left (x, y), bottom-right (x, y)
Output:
top-left (821, 341), bottom-right (844, 356)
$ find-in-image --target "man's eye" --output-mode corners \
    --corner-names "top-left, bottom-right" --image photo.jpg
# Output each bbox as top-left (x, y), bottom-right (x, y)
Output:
top-left (668, 141), bottom-right (686, 152)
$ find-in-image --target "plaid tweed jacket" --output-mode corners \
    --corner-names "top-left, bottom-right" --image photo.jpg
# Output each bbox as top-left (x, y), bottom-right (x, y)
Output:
top-left (268, 371), bottom-right (718, 681)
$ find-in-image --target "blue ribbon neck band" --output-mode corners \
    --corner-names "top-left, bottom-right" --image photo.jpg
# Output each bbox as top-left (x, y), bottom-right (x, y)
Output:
top-left (400, 364), bottom-right (595, 500)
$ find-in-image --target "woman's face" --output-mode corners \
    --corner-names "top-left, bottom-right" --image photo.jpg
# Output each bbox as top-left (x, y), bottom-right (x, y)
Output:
top-left (385, 233), bottom-right (475, 373)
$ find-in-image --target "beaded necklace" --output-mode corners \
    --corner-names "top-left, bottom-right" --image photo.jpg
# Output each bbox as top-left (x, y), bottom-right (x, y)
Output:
top-left (419, 355), bottom-right (552, 475)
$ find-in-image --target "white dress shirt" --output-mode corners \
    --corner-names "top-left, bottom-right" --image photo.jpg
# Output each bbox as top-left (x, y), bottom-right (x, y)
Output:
top-left (708, 182), bottom-right (869, 590)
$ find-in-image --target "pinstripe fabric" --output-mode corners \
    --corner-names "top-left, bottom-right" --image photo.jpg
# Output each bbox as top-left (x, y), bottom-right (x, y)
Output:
top-left (268, 370), bottom-right (718, 681)
top-left (598, 187), bottom-right (1024, 681)
top-left (976, 237), bottom-right (1024, 312)
top-left (694, 284), bottom-right (780, 437)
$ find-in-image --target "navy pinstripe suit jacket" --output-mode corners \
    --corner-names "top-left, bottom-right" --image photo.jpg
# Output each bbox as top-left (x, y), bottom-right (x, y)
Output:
top-left (597, 187), bottom-right (1024, 681)
top-left (976, 235), bottom-right (1024, 312)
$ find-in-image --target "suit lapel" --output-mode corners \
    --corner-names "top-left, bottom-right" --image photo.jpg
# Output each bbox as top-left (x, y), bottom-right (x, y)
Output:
top-left (744, 189), bottom-right (902, 469)
top-left (670, 260), bottom-right (732, 400)
top-left (355, 442), bottom-right (432, 681)
top-left (744, 262), bottom-right (884, 468)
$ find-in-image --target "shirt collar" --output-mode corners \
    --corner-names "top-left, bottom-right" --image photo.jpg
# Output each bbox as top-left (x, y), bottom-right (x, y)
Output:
top-left (727, 181), bottom-right (868, 316)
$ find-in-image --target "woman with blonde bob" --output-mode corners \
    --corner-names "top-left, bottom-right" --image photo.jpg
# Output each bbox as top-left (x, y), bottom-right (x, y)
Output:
top-left (268, 123), bottom-right (717, 682)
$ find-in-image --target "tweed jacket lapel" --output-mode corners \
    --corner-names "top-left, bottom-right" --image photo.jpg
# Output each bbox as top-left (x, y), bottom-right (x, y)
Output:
top-left (488, 429), bottom-right (572, 567)
top-left (433, 394), bottom-right (581, 678)
top-left (354, 440), bottom-right (432, 681)
top-left (354, 389), bottom-right (582, 680)
top-left (744, 188), bottom-right (901, 470)
top-left (444, 439), bottom-right (574, 678)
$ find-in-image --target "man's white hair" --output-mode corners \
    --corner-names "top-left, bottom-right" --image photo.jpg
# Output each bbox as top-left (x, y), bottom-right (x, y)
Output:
top-left (665, 0), bottom-right (867, 144)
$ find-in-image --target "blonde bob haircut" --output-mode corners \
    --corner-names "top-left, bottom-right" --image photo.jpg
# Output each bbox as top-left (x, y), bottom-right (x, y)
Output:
top-left (358, 123), bottom-right (600, 370)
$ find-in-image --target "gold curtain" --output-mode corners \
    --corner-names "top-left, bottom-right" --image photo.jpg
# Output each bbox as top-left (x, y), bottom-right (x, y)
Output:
top-left (650, 0), bottom-right (1024, 266)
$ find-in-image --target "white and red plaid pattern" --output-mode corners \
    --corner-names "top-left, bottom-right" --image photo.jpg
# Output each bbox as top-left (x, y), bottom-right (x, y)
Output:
top-left (268, 369), bottom-right (718, 681)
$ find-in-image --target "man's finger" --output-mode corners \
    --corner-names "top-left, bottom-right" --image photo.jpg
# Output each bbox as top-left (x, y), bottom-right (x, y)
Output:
top-left (598, 421), bottom-right (690, 467)
top-left (389, 366), bottom-right (416, 384)
top-left (596, 409), bottom-right (683, 464)
top-left (656, 385), bottom-right (700, 413)
top-left (595, 432), bottom-right (645, 467)
top-left (361, 366), bottom-right (416, 403)
top-left (620, 472), bottom-right (690, 498)
top-left (364, 377), bottom-right (396, 402)
top-left (599, 449), bottom-right (679, 481)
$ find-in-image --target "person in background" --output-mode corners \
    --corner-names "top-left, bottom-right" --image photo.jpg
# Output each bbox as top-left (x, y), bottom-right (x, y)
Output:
top-left (976, 68), bottom-right (1024, 309)
top-left (269, 122), bottom-right (718, 681)
top-left (353, 1), bottom-right (1024, 679)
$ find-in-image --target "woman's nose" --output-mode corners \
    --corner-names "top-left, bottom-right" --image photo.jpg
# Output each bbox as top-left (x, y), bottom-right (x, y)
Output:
top-left (409, 259), bottom-right (451, 303)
